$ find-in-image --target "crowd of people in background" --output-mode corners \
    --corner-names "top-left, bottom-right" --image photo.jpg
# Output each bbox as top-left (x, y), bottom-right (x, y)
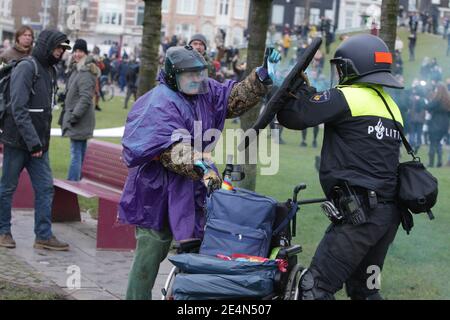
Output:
top-left (0, 13), bottom-right (449, 170)
top-left (389, 66), bottom-right (450, 168)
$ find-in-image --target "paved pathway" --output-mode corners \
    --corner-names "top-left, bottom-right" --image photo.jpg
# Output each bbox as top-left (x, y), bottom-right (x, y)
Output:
top-left (0, 210), bottom-right (173, 300)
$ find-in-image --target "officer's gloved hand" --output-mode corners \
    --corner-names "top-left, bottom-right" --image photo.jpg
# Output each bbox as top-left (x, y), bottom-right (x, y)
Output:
top-left (256, 48), bottom-right (281, 85)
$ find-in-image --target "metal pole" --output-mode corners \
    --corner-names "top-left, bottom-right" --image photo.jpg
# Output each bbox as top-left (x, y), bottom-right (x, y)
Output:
top-left (43, 0), bottom-right (49, 29)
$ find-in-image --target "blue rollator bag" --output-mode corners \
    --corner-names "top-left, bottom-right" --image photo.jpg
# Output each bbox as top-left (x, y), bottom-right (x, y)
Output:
top-left (200, 188), bottom-right (278, 257)
top-left (170, 254), bottom-right (278, 300)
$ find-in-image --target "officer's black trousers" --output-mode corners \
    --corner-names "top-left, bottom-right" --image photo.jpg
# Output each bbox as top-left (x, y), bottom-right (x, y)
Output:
top-left (309, 203), bottom-right (400, 299)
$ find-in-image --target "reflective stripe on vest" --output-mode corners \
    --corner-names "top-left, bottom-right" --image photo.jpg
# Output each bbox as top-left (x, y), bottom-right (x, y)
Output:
top-left (337, 85), bottom-right (404, 127)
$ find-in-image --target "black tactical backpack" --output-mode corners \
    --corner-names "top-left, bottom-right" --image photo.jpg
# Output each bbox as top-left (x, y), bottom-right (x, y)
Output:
top-left (0, 56), bottom-right (39, 129)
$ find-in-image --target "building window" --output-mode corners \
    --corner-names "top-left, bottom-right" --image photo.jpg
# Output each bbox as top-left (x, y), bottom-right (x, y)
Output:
top-left (294, 6), bottom-right (305, 26)
top-left (325, 9), bottom-right (334, 22)
top-left (98, 0), bottom-right (124, 26)
top-left (345, 9), bottom-right (354, 29)
top-left (177, 0), bottom-right (197, 15)
top-left (136, 4), bottom-right (144, 25)
top-left (272, 5), bottom-right (284, 25)
top-left (99, 12), bottom-right (123, 25)
top-left (219, 0), bottom-right (229, 16)
top-left (234, 0), bottom-right (245, 19)
top-left (162, 0), bottom-right (169, 12)
top-left (201, 22), bottom-right (214, 45)
top-left (175, 23), bottom-right (195, 41)
top-left (232, 26), bottom-right (244, 46)
top-left (204, 0), bottom-right (215, 16)
top-left (310, 8), bottom-right (320, 25)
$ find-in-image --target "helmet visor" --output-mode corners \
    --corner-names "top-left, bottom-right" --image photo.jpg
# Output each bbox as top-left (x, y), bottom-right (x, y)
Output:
top-left (330, 62), bottom-right (341, 88)
top-left (176, 69), bottom-right (209, 95)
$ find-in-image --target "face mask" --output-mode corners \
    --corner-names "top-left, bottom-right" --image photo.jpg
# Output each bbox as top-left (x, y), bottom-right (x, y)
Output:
top-left (176, 69), bottom-right (209, 95)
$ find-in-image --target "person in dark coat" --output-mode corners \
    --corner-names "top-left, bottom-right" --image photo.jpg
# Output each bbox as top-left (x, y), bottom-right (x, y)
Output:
top-left (0, 30), bottom-right (71, 250)
top-left (124, 60), bottom-right (139, 109)
top-left (426, 84), bottom-right (450, 167)
top-left (408, 33), bottom-right (417, 61)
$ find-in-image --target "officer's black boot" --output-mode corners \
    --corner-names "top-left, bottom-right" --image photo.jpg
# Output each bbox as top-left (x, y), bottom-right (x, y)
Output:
top-left (366, 292), bottom-right (384, 300)
top-left (349, 292), bottom-right (384, 300)
top-left (298, 269), bottom-right (335, 300)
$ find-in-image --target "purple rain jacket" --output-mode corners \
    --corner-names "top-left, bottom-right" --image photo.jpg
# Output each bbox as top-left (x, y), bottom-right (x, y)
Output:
top-left (118, 71), bottom-right (236, 241)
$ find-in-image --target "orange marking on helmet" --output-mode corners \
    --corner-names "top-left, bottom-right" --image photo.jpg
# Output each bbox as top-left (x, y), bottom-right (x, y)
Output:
top-left (374, 52), bottom-right (392, 64)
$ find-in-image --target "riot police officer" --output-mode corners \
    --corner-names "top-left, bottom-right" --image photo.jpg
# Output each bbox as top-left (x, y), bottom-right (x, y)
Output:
top-left (277, 34), bottom-right (404, 300)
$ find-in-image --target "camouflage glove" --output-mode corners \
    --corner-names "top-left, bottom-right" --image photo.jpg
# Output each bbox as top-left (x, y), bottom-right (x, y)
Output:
top-left (194, 160), bottom-right (222, 190)
top-left (203, 170), bottom-right (222, 191)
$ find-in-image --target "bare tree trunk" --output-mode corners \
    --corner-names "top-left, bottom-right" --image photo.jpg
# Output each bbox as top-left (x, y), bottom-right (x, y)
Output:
top-left (137, 0), bottom-right (162, 97)
top-left (238, 0), bottom-right (271, 191)
top-left (379, 0), bottom-right (399, 54)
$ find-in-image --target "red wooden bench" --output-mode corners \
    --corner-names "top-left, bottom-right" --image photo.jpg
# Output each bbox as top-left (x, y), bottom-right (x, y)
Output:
top-left (52, 139), bottom-right (136, 250)
top-left (0, 144), bottom-right (35, 209)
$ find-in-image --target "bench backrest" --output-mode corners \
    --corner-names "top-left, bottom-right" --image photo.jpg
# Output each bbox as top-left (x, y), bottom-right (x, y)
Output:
top-left (82, 140), bottom-right (128, 190)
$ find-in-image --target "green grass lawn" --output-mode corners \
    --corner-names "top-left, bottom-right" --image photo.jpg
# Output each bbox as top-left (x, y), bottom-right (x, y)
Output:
top-left (45, 30), bottom-right (450, 299)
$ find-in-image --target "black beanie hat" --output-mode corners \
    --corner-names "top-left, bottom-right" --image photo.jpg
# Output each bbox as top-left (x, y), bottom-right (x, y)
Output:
top-left (73, 39), bottom-right (88, 54)
top-left (189, 34), bottom-right (207, 51)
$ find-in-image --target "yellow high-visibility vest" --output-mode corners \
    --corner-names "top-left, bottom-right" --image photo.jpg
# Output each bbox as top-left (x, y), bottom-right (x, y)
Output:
top-left (337, 84), bottom-right (404, 126)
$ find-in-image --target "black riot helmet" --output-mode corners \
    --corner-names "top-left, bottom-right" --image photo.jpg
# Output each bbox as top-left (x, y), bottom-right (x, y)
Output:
top-left (164, 45), bottom-right (209, 94)
top-left (330, 34), bottom-right (404, 89)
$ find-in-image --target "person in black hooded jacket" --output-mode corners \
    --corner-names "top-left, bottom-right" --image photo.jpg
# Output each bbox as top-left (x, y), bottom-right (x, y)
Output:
top-left (0, 29), bottom-right (71, 251)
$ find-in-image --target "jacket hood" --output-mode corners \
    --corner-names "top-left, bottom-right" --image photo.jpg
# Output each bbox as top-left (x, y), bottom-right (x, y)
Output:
top-left (79, 55), bottom-right (101, 77)
top-left (32, 29), bottom-right (69, 66)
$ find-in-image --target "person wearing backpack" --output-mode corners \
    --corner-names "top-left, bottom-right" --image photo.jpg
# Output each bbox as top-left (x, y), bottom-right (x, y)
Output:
top-left (61, 39), bottom-right (100, 181)
top-left (0, 29), bottom-right (71, 250)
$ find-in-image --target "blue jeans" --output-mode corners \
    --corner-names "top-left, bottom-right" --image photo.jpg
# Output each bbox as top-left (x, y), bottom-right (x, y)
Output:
top-left (0, 146), bottom-right (54, 240)
top-left (67, 139), bottom-right (87, 181)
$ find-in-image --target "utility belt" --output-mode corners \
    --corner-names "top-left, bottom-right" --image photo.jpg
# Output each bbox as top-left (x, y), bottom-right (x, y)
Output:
top-left (321, 182), bottom-right (395, 225)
